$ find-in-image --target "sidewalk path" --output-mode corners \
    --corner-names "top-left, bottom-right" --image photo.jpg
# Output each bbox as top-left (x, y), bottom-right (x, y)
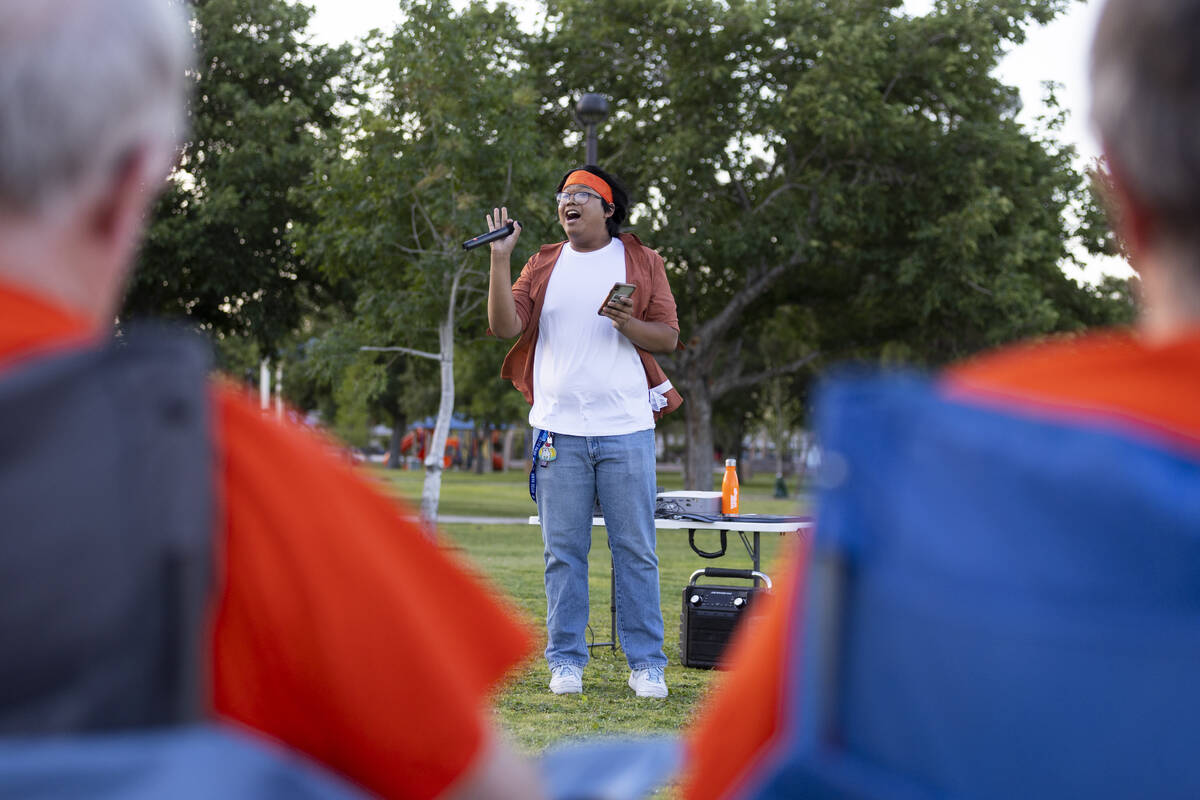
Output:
top-left (438, 515), bottom-right (529, 525)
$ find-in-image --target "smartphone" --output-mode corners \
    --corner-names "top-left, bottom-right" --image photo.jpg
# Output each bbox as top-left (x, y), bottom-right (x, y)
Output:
top-left (598, 282), bottom-right (636, 316)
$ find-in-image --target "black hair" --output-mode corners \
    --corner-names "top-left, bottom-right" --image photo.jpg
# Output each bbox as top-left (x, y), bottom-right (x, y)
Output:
top-left (556, 164), bottom-right (629, 237)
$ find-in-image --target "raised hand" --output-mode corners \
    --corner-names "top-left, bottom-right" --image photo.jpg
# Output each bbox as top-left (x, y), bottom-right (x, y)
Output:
top-left (487, 206), bottom-right (522, 256)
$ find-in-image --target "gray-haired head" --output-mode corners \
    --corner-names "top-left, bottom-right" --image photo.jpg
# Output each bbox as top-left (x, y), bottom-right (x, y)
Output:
top-left (1091, 0), bottom-right (1200, 255)
top-left (0, 0), bottom-right (192, 216)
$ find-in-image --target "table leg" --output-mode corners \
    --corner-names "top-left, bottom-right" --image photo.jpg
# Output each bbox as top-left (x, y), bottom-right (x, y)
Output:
top-left (736, 531), bottom-right (763, 586)
top-left (587, 556), bottom-right (619, 652)
top-left (754, 532), bottom-right (761, 586)
top-left (609, 556), bottom-right (617, 650)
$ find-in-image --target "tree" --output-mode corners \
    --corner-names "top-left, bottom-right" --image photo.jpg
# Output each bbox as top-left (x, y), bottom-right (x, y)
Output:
top-left (733, 304), bottom-right (819, 485)
top-left (126, 0), bottom-right (352, 357)
top-left (289, 309), bottom-right (441, 464)
top-left (531, 0), bottom-right (1131, 488)
top-left (296, 0), bottom-right (558, 521)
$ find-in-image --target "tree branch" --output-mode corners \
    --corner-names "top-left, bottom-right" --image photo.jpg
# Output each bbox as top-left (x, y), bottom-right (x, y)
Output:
top-left (458, 292), bottom-right (486, 317)
top-left (964, 278), bottom-right (995, 297)
top-left (389, 242), bottom-right (436, 256)
top-left (691, 253), bottom-right (804, 346)
top-left (881, 71), bottom-right (904, 104)
top-left (360, 345), bottom-right (439, 360)
top-left (414, 195), bottom-right (446, 251)
top-left (410, 203), bottom-right (424, 253)
top-left (732, 177), bottom-right (753, 212)
top-left (752, 182), bottom-right (802, 215)
top-left (711, 351), bottom-right (820, 398)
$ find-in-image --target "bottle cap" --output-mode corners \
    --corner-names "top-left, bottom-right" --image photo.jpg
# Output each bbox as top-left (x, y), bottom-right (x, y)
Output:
top-left (725, 458), bottom-right (737, 467)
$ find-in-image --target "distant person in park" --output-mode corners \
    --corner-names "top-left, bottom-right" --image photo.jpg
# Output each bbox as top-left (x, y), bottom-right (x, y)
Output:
top-left (485, 166), bottom-right (683, 698)
top-left (0, 1), bottom-right (542, 798)
top-left (681, 0), bottom-right (1200, 796)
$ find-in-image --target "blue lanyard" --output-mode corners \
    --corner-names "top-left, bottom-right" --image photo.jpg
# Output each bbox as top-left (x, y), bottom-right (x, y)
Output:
top-left (529, 428), bottom-right (549, 502)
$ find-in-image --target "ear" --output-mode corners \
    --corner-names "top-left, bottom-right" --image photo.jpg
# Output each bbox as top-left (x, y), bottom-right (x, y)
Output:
top-left (1101, 149), bottom-right (1152, 270)
top-left (73, 145), bottom-right (170, 322)
top-left (85, 146), bottom-right (165, 252)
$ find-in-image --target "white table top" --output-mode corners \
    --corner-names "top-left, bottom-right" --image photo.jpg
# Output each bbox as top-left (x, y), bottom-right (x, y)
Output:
top-left (528, 516), bottom-right (811, 533)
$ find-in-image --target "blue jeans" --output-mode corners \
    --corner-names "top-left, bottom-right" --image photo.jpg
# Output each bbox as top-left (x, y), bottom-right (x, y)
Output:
top-left (534, 428), bottom-right (667, 670)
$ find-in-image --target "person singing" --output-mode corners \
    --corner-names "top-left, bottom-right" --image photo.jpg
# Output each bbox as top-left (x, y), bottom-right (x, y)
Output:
top-left (486, 165), bottom-right (683, 698)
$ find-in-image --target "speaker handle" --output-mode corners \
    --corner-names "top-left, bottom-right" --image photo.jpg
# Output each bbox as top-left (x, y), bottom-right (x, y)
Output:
top-left (688, 567), bottom-right (772, 589)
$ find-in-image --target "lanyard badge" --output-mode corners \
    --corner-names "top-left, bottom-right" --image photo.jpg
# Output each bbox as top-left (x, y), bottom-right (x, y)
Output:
top-left (529, 430), bottom-right (557, 502)
top-left (538, 432), bottom-right (557, 466)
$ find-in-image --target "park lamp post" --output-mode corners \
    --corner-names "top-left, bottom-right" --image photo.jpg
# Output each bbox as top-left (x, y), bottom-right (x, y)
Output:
top-left (575, 93), bottom-right (609, 165)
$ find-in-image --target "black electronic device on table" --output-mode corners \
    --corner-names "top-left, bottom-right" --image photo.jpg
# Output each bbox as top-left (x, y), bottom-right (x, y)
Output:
top-left (680, 567), bottom-right (772, 669)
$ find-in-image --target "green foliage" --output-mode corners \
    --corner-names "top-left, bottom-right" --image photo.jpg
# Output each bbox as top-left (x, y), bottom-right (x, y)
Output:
top-left (285, 309), bottom-right (441, 446)
top-left (126, 0), bottom-right (353, 353)
top-left (293, 0), bottom-right (563, 442)
top-left (298, 0), bottom-right (552, 333)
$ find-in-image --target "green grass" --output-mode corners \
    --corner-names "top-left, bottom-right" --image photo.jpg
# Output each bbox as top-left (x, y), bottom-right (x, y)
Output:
top-left (370, 465), bottom-right (809, 796)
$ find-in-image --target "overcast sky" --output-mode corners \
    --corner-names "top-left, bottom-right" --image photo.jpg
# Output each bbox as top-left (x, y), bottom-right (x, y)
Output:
top-left (303, 0), bottom-right (1130, 280)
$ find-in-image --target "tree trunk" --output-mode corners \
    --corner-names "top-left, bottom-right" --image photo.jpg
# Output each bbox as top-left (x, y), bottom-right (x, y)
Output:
top-left (795, 434), bottom-right (812, 488)
top-left (682, 372), bottom-right (715, 490)
top-left (774, 430), bottom-right (786, 478)
top-left (259, 358), bottom-right (271, 411)
top-left (473, 426), bottom-right (486, 474)
top-left (274, 361), bottom-right (283, 419)
top-left (421, 314), bottom-right (455, 527)
top-left (732, 416), bottom-right (749, 482)
top-left (502, 428), bottom-right (517, 472)
top-left (771, 383), bottom-right (788, 478)
top-left (387, 409), bottom-right (406, 470)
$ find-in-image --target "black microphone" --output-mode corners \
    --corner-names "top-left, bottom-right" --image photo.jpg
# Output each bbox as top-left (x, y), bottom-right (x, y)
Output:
top-left (462, 220), bottom-right (517, 251)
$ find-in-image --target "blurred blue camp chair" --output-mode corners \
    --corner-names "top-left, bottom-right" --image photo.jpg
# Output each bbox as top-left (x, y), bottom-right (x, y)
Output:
top-left (743, 372), bottom-right (1200, 800)
top-left (0, 332), bottom-right (365, 800)
top-left (0, 725), bottom-right (365, 800)
top-left (540, 736), bottom-right (681, 800)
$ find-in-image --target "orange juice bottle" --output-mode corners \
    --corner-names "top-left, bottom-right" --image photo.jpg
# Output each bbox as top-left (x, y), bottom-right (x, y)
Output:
top-left (721, 458), bottom-right (740, 514)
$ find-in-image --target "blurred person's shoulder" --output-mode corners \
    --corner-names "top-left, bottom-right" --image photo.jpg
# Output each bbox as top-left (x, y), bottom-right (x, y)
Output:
top-left (946, 328), bottom-right (1144, 391)
top-left (944, 326), bottom-right (1200, 449)
top-left (0, 281), bottom-right (97, 370)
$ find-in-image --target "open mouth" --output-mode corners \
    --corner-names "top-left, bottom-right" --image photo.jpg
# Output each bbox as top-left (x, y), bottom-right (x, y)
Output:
top-left (564, 209), bottom-right (582, 222)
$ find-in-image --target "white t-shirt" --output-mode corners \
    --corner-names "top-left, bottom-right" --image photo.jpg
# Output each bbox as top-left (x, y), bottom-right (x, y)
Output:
top-left (529, 237), bottom-right (654, 436)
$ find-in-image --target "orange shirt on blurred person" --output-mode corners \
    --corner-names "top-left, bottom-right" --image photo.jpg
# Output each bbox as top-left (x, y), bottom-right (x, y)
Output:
top-left (0, 281), bottom-right (535, 800)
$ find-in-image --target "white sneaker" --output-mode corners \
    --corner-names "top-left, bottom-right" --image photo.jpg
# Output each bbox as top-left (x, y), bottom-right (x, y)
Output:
top-left (549, 663), bottom-right (583, 695)
top-left (628, 667), bottom-right (668, 698)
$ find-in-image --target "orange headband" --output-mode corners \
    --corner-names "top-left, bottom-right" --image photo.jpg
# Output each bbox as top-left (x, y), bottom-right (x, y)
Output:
top-left (563, 170), bottom-right (613, 204)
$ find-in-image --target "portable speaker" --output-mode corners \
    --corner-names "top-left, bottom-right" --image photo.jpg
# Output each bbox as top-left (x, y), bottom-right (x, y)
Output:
top-left (679, 567), bottom-right (772, 669)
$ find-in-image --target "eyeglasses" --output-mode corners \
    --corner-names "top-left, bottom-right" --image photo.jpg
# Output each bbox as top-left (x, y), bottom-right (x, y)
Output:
top-left (555, 190), bottom-right (601, 206)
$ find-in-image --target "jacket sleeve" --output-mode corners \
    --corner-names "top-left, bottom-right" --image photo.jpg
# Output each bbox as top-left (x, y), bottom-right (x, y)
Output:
top-left (641, 249), bottom-right (679, 332)
top-left (510, 254), bottom-right (538, 330)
